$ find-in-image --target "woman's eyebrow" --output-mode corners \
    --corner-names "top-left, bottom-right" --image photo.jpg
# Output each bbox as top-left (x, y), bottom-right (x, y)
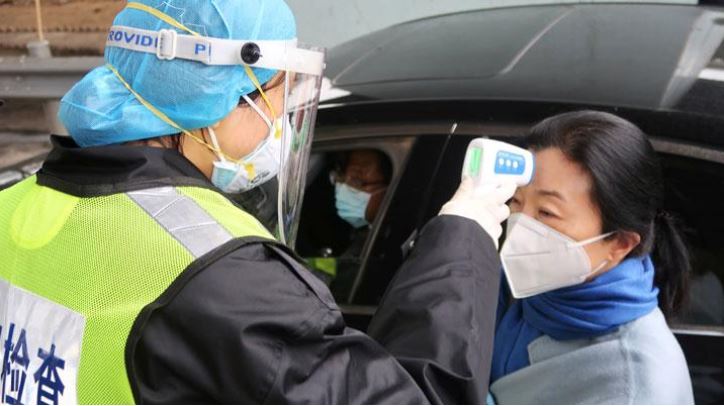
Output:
top-left (537, 189), bottom-right (566, 202)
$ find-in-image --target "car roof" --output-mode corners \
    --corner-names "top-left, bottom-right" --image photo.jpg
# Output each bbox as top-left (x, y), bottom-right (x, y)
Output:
top-left (322, 3), bottom-right (724, 118)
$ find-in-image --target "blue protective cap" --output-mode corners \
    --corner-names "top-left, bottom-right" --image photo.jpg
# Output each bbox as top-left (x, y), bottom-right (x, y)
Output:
top-left (59, 0), bottom-right (296, 147)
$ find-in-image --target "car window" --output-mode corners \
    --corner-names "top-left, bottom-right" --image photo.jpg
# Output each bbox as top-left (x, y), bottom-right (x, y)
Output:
top-left (659, 153), bottom-right (724, 404)
top-left (662, 153), bottom-right (724, 328)
top-left (297, 140), bottom-right (409, 304)
top-left (349, 135), bottom-right (468, 305)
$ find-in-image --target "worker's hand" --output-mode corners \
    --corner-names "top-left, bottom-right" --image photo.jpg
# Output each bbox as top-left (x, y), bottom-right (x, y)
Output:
top-left (439, 177), bottom-right (516, 248)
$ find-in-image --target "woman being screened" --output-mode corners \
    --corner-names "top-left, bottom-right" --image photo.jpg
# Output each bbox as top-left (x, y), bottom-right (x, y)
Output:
top-left (491, 111), bottom-right (694, 404)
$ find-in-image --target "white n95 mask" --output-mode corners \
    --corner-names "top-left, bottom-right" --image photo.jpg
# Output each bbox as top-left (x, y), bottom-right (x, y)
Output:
top-left (209, 95), bottom-right (293, 194)
top-left (500, 213), bottom-right (614, 299)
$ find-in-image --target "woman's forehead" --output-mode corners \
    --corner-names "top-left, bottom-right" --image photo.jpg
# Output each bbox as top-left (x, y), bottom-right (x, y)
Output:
top-left (531, 148), bottom-right (592, 200)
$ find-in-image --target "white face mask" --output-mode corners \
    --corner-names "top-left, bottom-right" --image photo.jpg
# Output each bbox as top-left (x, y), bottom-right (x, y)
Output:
top-left (209, 95), bottom-right (292, 194)
top-left (500, 213), bottom-right (614, 299)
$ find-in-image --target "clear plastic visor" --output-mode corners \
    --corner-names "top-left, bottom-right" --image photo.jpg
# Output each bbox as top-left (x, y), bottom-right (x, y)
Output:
top-left (274, 48), bottom-right (325, 246)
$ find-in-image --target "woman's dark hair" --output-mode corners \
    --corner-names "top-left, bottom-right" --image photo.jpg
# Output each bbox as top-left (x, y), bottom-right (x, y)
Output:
top-left (527, 110), bottom-right (690, 317)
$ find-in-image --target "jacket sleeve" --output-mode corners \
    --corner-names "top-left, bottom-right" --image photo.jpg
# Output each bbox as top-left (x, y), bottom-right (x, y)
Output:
top-left (367, 215), bottom-right (502, 404)
top-left (127, 238), bottom-right (429, 404)
top-left (127, 215), bottom-right (501, 404)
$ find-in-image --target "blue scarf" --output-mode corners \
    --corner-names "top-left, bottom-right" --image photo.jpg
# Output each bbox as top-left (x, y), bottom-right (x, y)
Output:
top-left (490, 256), bottom-right (659, 382)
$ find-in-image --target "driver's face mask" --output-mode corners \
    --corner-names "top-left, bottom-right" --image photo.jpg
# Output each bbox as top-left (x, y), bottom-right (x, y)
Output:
top-left (500, 213), bottom-right (614, 298)
top-left (208, 94), bottom-right (292, 194)
top-left (334, 182), bottom-right (371, 229)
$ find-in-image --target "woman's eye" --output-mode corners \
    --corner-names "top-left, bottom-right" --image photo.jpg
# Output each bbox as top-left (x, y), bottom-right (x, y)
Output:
top-left (539, 209), bottom-right (556, 219)
top-left (509, 197), bottom-right (521, 206)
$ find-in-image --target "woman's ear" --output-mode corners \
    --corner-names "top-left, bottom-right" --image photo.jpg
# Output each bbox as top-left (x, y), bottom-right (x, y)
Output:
top-left (607, 231), bottom-right (641, 264)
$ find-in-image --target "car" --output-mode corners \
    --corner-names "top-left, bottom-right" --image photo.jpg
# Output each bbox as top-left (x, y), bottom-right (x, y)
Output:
top-left (1, 1), bottom-right (722, 402)
top-left (296, 2), bottom-right (724, 404)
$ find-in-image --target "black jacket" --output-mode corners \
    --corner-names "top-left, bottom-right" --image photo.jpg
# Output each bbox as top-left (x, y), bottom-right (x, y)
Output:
top-left (38, 136), bottom-right (502, 404)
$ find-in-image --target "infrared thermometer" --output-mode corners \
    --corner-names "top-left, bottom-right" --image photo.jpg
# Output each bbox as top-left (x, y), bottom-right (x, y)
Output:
top-left (461, 138), bottom-right (534, 188)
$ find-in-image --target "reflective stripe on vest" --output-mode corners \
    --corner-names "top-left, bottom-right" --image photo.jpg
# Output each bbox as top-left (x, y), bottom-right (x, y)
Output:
top-left (0, 178), bottom-right (272, 404)
top-left (127, 187), bottom-right (233, 258)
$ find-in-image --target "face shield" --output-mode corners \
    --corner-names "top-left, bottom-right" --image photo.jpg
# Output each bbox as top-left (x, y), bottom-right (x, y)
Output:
top-left (104, 6), bottom-right (325, 246)
top-left (218, 42), bottom-right (325, 246)
top-left (276, 63), bottom-right (325, 246)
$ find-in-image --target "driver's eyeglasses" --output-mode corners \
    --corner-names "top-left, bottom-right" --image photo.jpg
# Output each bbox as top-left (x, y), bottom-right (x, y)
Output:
top-left (329, 170), bottom-right (384, 191)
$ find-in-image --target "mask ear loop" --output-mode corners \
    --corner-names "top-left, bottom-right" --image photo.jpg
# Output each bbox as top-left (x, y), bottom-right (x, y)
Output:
top-left (206, 127), bottom-right (226, 162)
top-left (205, 125), bottom-right (256, 180)
top-left (241, 94), bottom-right (273, 130)
top-left (591, 259), bottom-right (609, 273)
top-left (242, 67), bottom-right (284, 140)
top-left (105, 63), bottom-right (236, 159)
top-left (573, 231), bottom-right (615, 277)
top-left (569, 230), bottom-right (616, 248)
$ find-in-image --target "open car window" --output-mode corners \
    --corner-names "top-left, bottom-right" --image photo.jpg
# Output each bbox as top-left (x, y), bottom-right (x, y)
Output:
top-left (296, 137), bottom-right (413, 304)
top-left (345, 135), bottom-right (460, 306)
